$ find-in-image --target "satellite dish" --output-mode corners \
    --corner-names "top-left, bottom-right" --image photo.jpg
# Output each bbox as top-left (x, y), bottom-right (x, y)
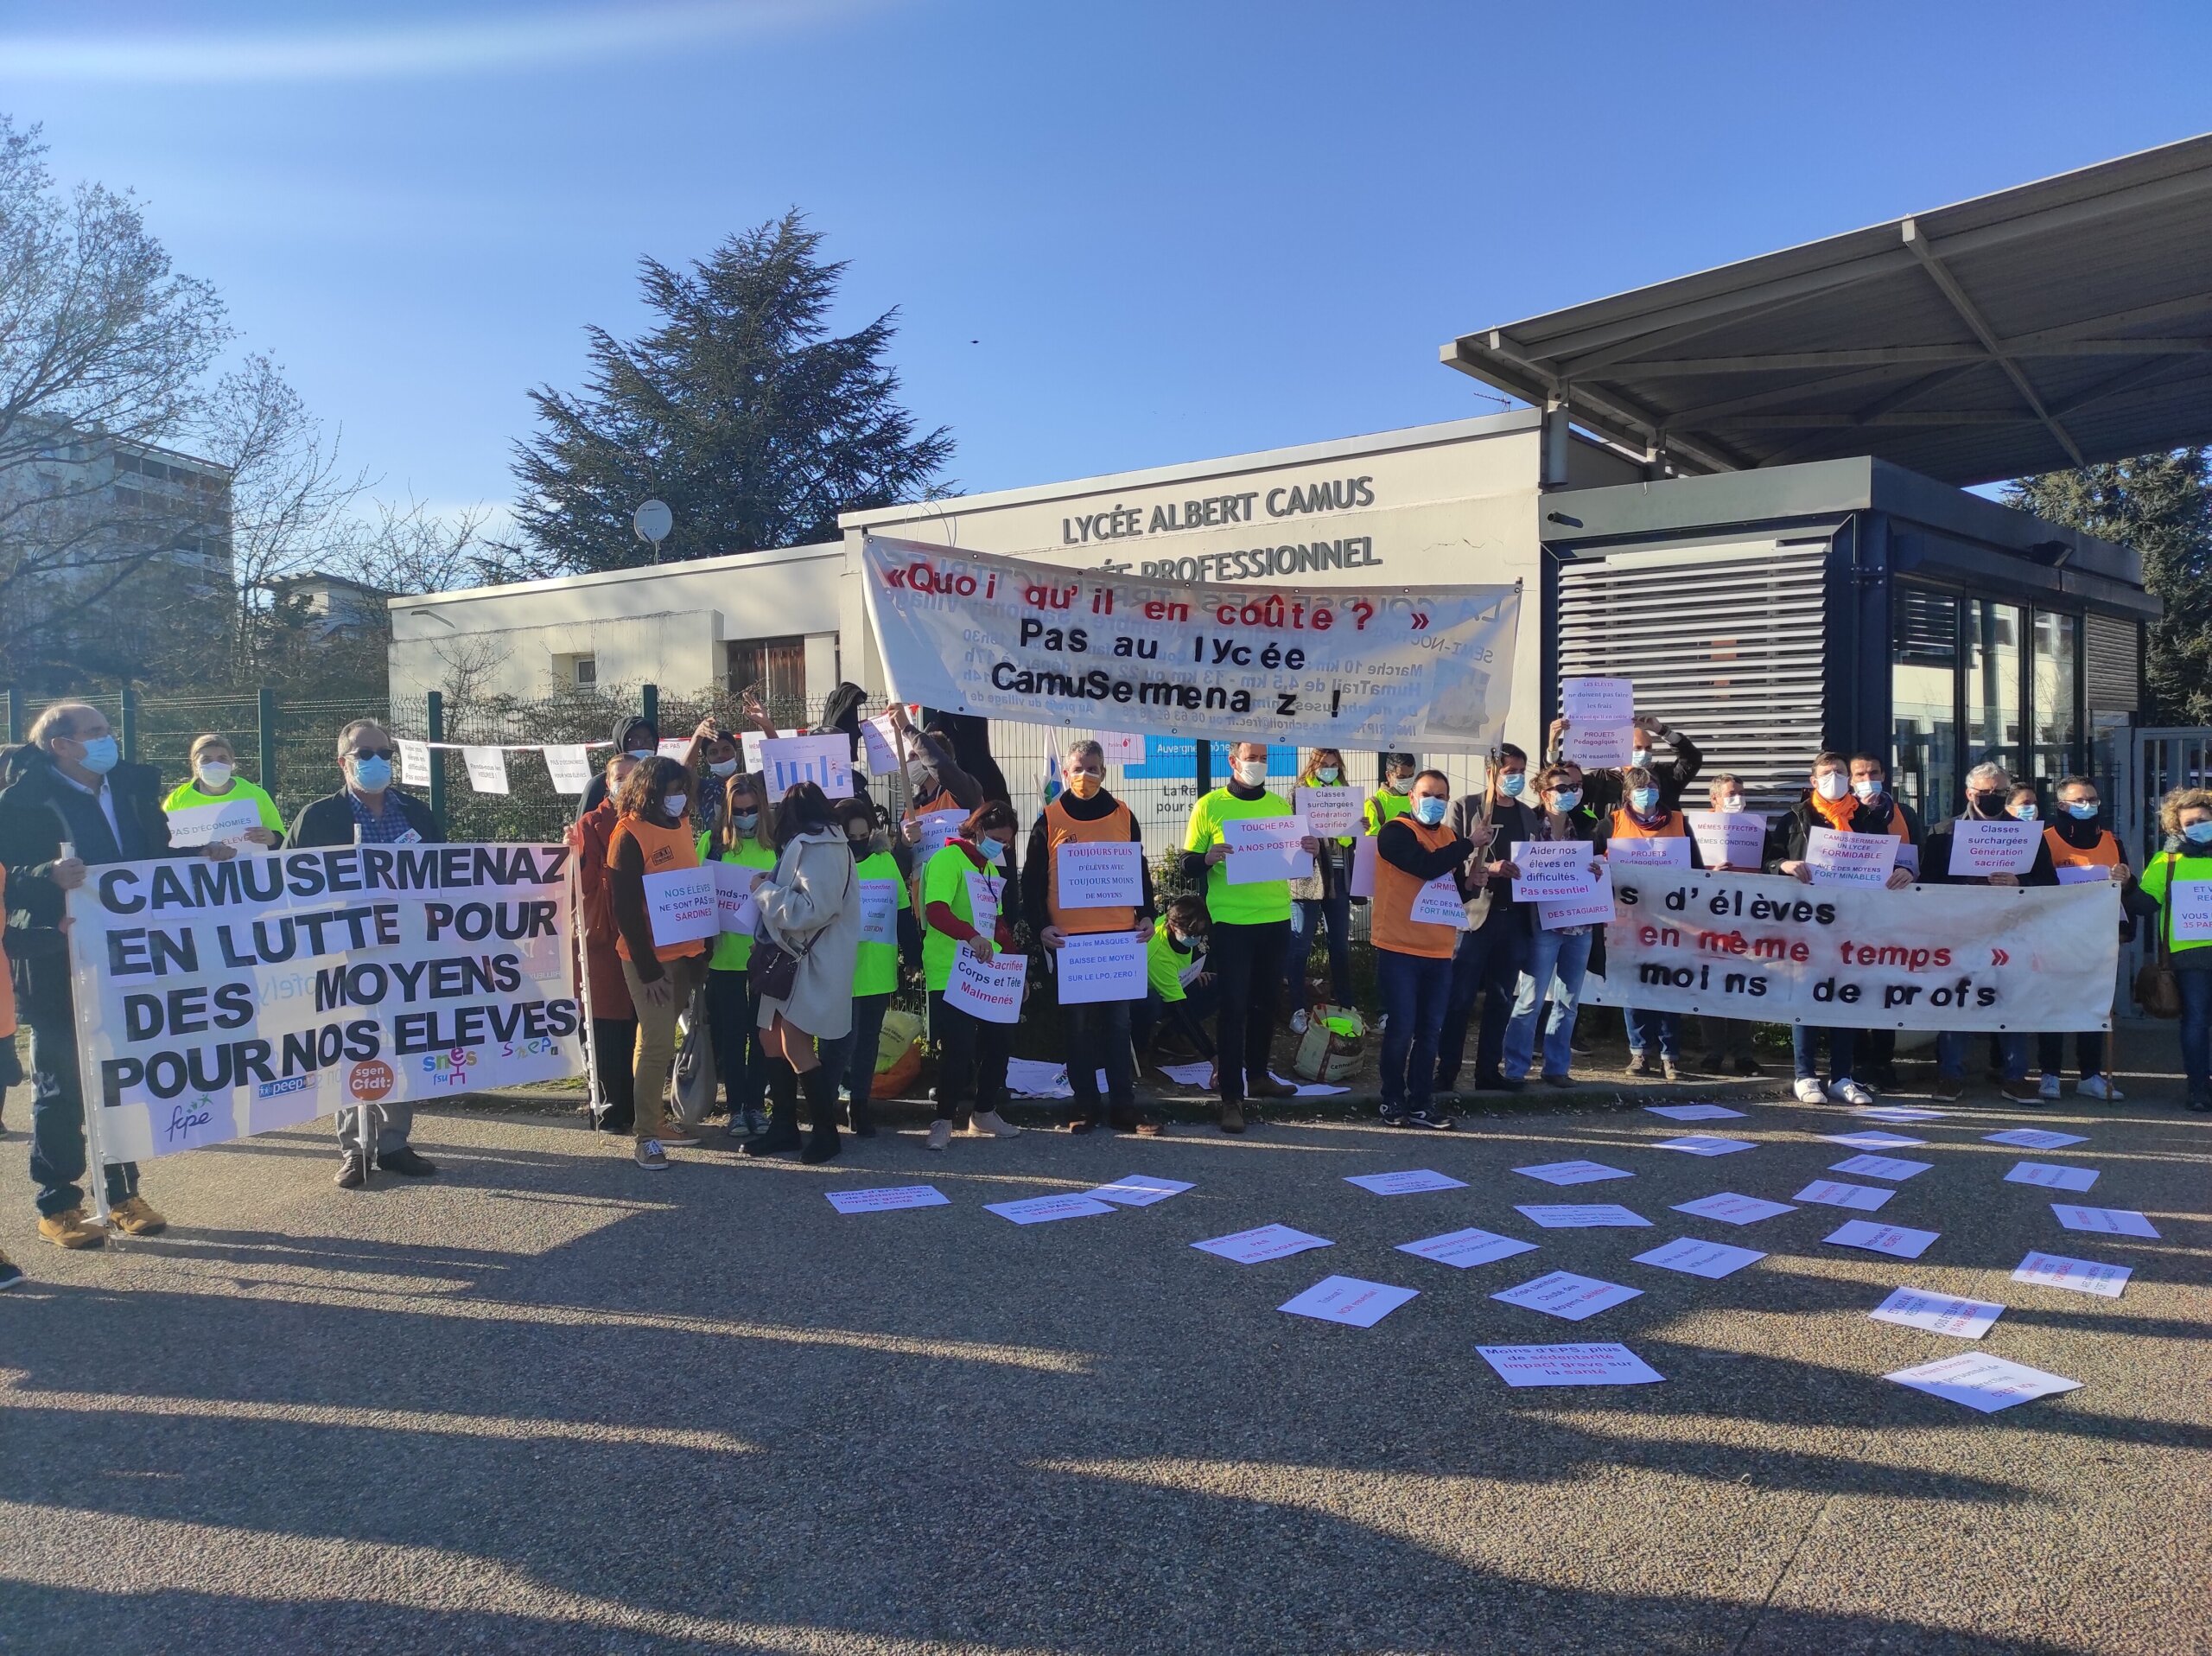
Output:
top-left (632, 499), bottom-right (672, 544)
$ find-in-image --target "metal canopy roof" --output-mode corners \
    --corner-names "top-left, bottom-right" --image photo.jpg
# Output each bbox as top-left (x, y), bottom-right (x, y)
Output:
top-left (1442, 134), bottom-right (2212, 486)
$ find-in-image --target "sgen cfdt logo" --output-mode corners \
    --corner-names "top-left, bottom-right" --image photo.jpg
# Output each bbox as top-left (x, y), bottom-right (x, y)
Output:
top-left (346, 1060), bottom-right (397, 1102)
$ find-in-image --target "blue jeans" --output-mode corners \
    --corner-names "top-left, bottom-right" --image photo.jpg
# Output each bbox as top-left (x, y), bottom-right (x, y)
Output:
top-left (1938, 1029), bottom-right (2028, 1082)
top-left (1503, 927), bottom-right (1593, 1080)
top-left (1630, 1010), bottom-right (1681, 1063)
top-left (1376, 948), bottom-right (1452, 1111)
top-left (1434, 908), bottom-right (1527, 1090)
top-left (1793, 1025), bottom-right (1856, 1084)
top-left (2177, 970), bottom-right (2212, 1098)
top-left (1285, 893), bottom-right (1354, 1005)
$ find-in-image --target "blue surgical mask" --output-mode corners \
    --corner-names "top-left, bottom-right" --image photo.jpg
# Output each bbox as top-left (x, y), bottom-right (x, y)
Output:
top-left (349, 755), bottom-right (392, 792)
top-left (731, 809), bottom-right (760, 831)
top-left (2066, 802), bottom-right (2099, 821)
top-left (1629, 786), bottom-right (1659, 812)
top-left (76, 734), bottom-right (119, 774)
top-left (1413, 795), bottom-right (1448, 826)
top-left (1500, 772), bottom-right (1527, 798)
top-left (626, 747), bottom-right (655, 762)
top-left (2009, 802), bottom-right (2038, 821)
top-left (984, 838), bottom-right (1009, 864)
top-left (2184, 821), bottom-right (2212, 845)
top-left (1552, 789), bottom-right (1582, 813)
top-left (1852, 779), bottom-right (1880, 801)
top-left (1630, 748), bottom-right (1651, 767)
top-left (1314, 766), bottom-right (1340, 784)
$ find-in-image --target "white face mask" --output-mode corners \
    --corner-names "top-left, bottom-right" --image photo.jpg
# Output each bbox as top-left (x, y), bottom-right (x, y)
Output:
top-left (1718, 794), bottom-right (1745, 813)
top-left (709, 758), bottom-right (738, 778)
top-left (1231, 759), bottom-right (1268, 788)
top-left (196, 761), bottom-right (234, 791)
top-left (663, 793), bottom-right (688, 818)
top-left (1815, 772), bottom-right (1849, 801)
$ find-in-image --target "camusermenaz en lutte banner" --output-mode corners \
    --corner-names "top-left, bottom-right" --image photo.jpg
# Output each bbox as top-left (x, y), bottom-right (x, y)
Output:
top-left (67, 844), bottom-right (583, 1162)
top-left (861, 533), bottom-right (1520, 752)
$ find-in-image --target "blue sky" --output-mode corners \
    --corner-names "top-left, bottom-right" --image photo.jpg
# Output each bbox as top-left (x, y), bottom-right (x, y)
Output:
top-left (3, 0), bottom-right (2209, 535)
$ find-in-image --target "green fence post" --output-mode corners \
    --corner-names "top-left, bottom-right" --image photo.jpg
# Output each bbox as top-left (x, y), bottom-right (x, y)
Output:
top-left (642, 682), bottom-right (659, 735)
top-left (119, 684), bottom-right (139, 762)
top-left (257, 687), bottom-right (278, 793)
top-left (5, 686), bottom-right (20, 745)
top-left (426, 690), bottom-right (447, 826)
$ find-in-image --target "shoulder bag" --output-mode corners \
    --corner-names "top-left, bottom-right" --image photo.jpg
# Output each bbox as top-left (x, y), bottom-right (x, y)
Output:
top-left (2133, 852), bottom-right (2183, 1019)
top-left (748, 839), bottom-right (853, 1003)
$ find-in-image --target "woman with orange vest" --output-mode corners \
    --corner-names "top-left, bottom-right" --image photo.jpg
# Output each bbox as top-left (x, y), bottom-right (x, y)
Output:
top-left (1599, 765), bottom-right (1704, 1081)
top-left (1372, 769), bottom-right (1481, 1130)
top-left (1023, 738), bottom-right (1158, 1134)
top-left (2039, 774), bottom-right (2157, 1100)
top-left (605, 756), bottom-right (712, 1171)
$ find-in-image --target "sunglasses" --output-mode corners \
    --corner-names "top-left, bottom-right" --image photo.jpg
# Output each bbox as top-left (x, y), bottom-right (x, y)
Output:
top-left (349, 747), bottom-right (397, 762)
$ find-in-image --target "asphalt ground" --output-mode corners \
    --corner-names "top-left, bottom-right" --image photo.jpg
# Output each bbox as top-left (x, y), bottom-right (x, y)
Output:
top-left (2, 1040), bottom-right (2208, 1654)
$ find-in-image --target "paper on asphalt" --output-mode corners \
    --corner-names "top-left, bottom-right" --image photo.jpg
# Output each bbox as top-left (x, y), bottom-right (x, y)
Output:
top-left (1631, 1238), bottom-right (1766, 1279)
top-left (1654, 1135), bottom-right (1757, 1156)
top-left (1491, 1270), bottom-right (1643, 1322)
top-left (1794, 1180), bottom-right (1895, 1212)
top-left (1885, 1353), bottom-right (2081, 1413)
top-left (1277, 1275), bottom-right (1420, 1328)
top-left (1513, 1204), bottom-right (1651, 1229)
top-left (2050, 1204), bottom-right (2158, 1238)
top-left (1870, 1286), bottom-right (2005, 1339)
top-left (2011, 1251), bottom-right (2131, 1298)
top-left (1821, 1131), bottom-right (1927, 1150)
top-left (1823, 1220), bottom-right (1939, 1259)
top-left (1394, 1227), bottom-right (1538, 1269)
top-left (1985, 1128), bottom-right (2087, 1150)
top-left (984, 1193), bottom-right (1116, 1225)
top-left (1476, 1342), bottom-right (1665, 1388)
top-left (825, 1186), bottom-right (950, 1214)
top-left (1671, 1192), bottom-right (1796, 1226)
top-left (1191, 1224), bottom-right (1334, 1264)
top-left (2005, 1161), bottom-right (2099, 1192)
top-left (1828, 1154), bottom-right (1933, 1181)
top-left (1344, 1169), bottom-right (1470, 1196)
top-left (1514, 1160), bottom-right (1634, 1187)
top-left (1644, 1104), bottom-right (1747, 1121)
top-left (1086, 1175), bottom-right (1194, 1207)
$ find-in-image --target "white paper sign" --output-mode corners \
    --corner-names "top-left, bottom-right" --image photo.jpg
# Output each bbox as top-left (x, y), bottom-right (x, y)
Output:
top-left (1277, 1275), bottom-right (1420, 1328)
top-left (1086, 1174), bottom-right (1193, 1207)
top-left (738, 728), bottom-right (801, 771)
top-left (2012, 1251), bottom-right (2131, 1298)
top-left (1536, 863), bottom-right (1616, 932)
top-left (461, 745), bottom-right (510, 795)
top-left (1097, 730), bottom-right (1147, 767)
top-left (643, 866), bottom-right (717, 946)
top-left (761, 734), bottom-right (854, 801)
top-left (1395, 1227), bottom-right (1538, 1269)
top-left (1055, 839), bottom-right (1143, 908)
top-left (1807, 826), bottom-right (1897, 888)
top-left (1985, 1128), bottom-right (2087, 1150)
top-left (1885, 1353), bottom-right (2080, 1413)
top-left (2051, 1204), bottom-right (2157, 1238)
top-left (541, 745), bottom-right (594, 794)
top-left (1511, 840), bottom-right (1598, 901)
top-left (944, 946), bottom-right (1026, 1024)
top-left (1645, 1104), bottom-right (1748, 1121)
top-left (657, 737), bottom-right (693, 762)
top-left (1515, 1159), bottom-right (1633, 1187)
top-left (1349, 832), bottom-right (1379, 899)
top-left (1514, 1204), bottom-right (1650, 1229)
top-left (1871, 1286), bottom-right (2004, 1339)
top-left (1559, 677), bottom-right (1635, 767)
top-left (1606, 836), bottom-right (1691, 869)
top-left (1410, 874), bottom-right (1468, 928)
top-left (1823, 1220), bottom-right (1939, 1258)
top-left (1795, 1179), bottom-right (1894, 1212)
top-left (1223, 814), bottom-right (1313, 883)
top-left (1477, 1342), bottom-right (1665, 1388)
top-left (913, 809), bottom-right (967, 858)
top-left (2167, 880), bottom-right (2212, 940)
top-left (1344, 1168), bottom-right (1469, 1196)
top-left (1685, 809), bottom-right (1768, 870)
top-left (2005, 1161), bottom-right (2098, 1192)
top-left (164, 799), bottom-right (264, 849)
top-left (1671, 1192), bottom-right (1796, 1226)
top-left (1822, 1131), bottom-right (1925, 1150)
top-left (1633, 1238), bottom-right (1765, 1279)
top-left (1056, 931), bottom-right (1147, 1004)
top-left (397, 738), bottom-right (432, 787)
top-left (1829, 1154), bottom-right (1932, 1181)
top-left (858, 877), bottom-right (898, 944)
top-left (1491, 1270), bottom-right (1643, 1322)
top-left (712, 862), bottom-right (763, 934)
top-left (825, 1185), bottom-right (950, 1214)
top-left (964, 870), bottom-right (1003, 936)
top-left (1954, 817), bottom-right (2041, 877)
top-left (986, 1192), bottom-right (1116, 1225)
top-left (1191, 1224), bottom-right (1334, 1264)
top-left (1655, 1135), bottom-right (1755, 1156)
top-left (861, 713), bottom-right (901, 776)
top-left (2053, 863), bottom-right (2108, 886)
top-left (1295, 786), bottom-right (1362, 838)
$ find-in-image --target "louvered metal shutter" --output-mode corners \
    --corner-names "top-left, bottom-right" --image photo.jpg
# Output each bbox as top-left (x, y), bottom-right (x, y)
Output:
top-left (1556, 538), bottom-right (1830, 810)
top-left (2083, 612), bottom-right (2139, 714)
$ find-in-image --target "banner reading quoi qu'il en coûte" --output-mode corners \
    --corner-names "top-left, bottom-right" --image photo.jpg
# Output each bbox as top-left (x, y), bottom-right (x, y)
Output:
top-left (66, 844), bottom-right (583, 1162)
top-left (860, 533), bottom-right (1521, 752)
top-left (1581, 869), bottom-right (2120, 1032)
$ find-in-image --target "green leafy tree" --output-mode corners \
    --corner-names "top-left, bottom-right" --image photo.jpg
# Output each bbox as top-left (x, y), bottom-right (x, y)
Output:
top-left (2006, 448), bottom-right (2212, 724)
top-left (510, 212), bottom-right (952, 574)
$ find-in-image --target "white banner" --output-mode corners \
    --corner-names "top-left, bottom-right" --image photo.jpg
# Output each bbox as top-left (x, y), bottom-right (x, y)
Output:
top-left (861, 533), bottom-right (1519, 750)
top-left (66, 844), bottom-right (582, 1162)
top-left (1581, 869), bottom-right (2120, 1031)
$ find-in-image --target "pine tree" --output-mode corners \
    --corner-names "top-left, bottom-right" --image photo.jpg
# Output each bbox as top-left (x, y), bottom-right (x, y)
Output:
top-left (511, 212), bottom-right (952, 573)
top-left (2005, 449), bottom-right (2212, 724)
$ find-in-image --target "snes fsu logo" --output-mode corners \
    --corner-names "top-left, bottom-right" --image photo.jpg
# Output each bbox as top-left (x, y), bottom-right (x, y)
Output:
top-left (346, 1060), bottom-right (397, 1102)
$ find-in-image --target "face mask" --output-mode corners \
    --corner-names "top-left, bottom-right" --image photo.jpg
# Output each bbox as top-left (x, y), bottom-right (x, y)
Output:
top-left (1168, 930), bottom-right (1192, 952)
top-left (1815, 772), bottom-right (1849, 801)
top-left (1413, 795), bottom-right (1448, 826)
top-left (348, 755), bottom-right (392, 793)
top-left (1718, 795), bottom-right (1745, 813)
top-left (1852, 778), bottom-right (1880, 800)
top-left (1550, 789), bottom-right (1581, 813)
top-left (1629, 786), bottom-right (1659, 813)
top-left (1385, 774), bottom-right (1410, 795)
top-left (1499, 772), bottom-right (1526, 798)
top-left (1314, 766), bottom-right (1340, 784)
top-left (709, 758), bottom-right (738, 778)
top-left (983, 838), bottom-right (1008, 864)
top-left (2184, 821), bottom-right (2212, 845)
top-left (2066, 801), bottom-right (2099, 821)
top-left (730, 809), bottom-right (760, 831)
top-left (1066, 772), bottom-right (1102, 799)
top-left (626, 748), bottom-right (655, 762)
top-left (2009, 802), bottom-right (2038, 821)
top-left (663, 793), bottom-right (688, 818)
top-left (907, 762), bottom-right (935, 789)
top-left (72, 734), bottom-right (119, 774)
top-left (1232, 760), bottom-right (1268, 788)
top-left (1972, 791), bottom-right (2006, 816)
top-left (196, 761), bottom-right (234, 791)
top-left (849, 834), bottom-right (870, 858)
top-left (1630, 748), bottom-right (1651, 767)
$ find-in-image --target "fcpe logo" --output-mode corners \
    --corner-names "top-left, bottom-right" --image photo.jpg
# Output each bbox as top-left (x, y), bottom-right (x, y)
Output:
top-left (346, 1060), bottom-right (397, 1102)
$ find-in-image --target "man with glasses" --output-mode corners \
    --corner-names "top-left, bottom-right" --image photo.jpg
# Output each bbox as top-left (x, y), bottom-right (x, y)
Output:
top-left (288, 718), bottom-right (444, 1186)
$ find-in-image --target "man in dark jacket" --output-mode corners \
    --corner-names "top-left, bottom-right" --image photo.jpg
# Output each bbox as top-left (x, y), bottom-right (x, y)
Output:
top-left (1548, 712), bottom-right (1704, 815)
top-left (578, 714), bottom-right (660, 815)
top-left (1433, 742), bottom-right (1536, 1097)
top-left (1921, 761), bottom-right (2052, 1104)
top-left (287, 718), bottom-right (444, 1184)
top-left (0, 702), bottom-right (230, 1249)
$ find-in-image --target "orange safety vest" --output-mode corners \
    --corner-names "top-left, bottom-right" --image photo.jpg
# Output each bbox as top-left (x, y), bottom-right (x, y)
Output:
top-left (0, 866), bottom-right (15, 1040)
top-left (1372, 818), bottom-right (1460, 960)
top-left (607, 814), bottom-right (703, 963)
top-left (1607, 807), bottom-right (1688, 839)
top-left (1043, 796), bottom-right (1138, 934)
top-left (2044, 825), bottom-right (2120, 871)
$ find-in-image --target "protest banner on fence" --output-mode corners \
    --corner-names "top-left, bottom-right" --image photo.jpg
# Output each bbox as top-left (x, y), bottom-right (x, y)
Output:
top-left (1580, 869), bottom-right (2119, 1031)
top-left (861, 534), bottom-right (1520, 751)
top-left (65, 844), bottom-right (582, 1167)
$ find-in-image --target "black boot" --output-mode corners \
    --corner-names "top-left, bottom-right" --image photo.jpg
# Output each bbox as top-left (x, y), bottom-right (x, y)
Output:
top-left (798, 1063), bottom-right (842, 1164)
top-left (847, 1086), bottom-right (876, 1138)
top-left (742, 1060), bottom-right (804, 1156)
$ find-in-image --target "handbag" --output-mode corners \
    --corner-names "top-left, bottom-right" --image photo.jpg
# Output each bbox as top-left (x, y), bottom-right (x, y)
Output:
top-left (2133, 853), bottom-right (2183, 1019)
top-left (747, 840), bottom-right (852, 1003)
top-left (669, 983), bottom-right (716, 1126)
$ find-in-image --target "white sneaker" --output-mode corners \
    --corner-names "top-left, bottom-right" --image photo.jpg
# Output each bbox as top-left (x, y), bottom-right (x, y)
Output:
top-left (1828, 1080), bottom-right (1875, 1107)
top-left (635, 1139), bottom-right (668, 1169)
top-left (2037, 1073), bottom-right (2063, 1101)
top-left (2076, 1073), bottom-right (2123, 1101)
top-left (1793, 1078), bottom-right (1825, 1104)
top-left (925, 1120), bottom-right (953, 1152)
top-left (969, 1109), bottom-right (1020, 1138)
